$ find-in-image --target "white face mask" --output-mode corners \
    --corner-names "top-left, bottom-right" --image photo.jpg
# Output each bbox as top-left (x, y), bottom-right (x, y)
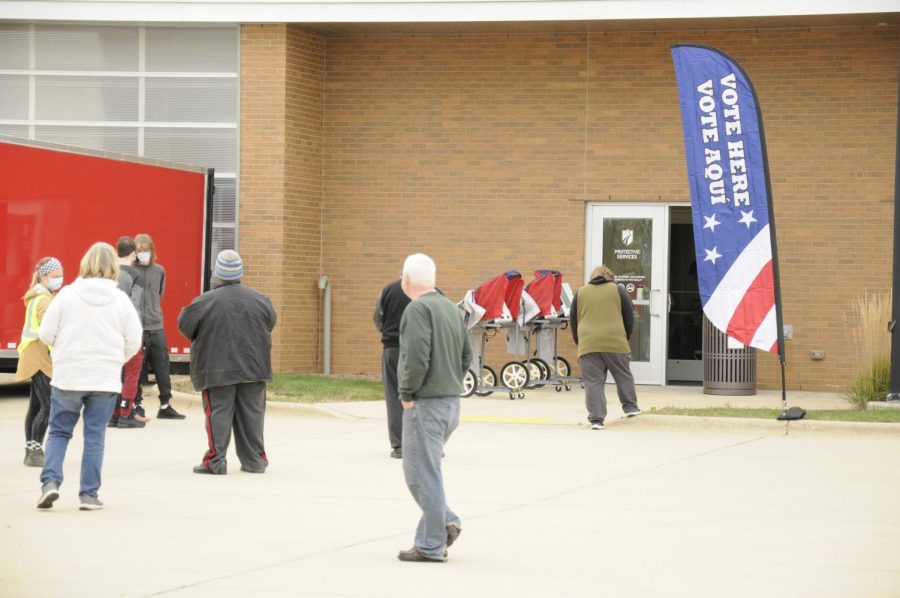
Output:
top-left (47, 276), bottom-right (63, 291)
top-left (137, 251), bottom-right (151, 265)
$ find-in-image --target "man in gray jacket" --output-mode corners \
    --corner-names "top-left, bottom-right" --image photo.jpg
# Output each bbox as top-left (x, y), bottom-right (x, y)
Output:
top-left (396, 253), bottom-right (471, 563)
top-left (177, 250), bottom-right (277, 475)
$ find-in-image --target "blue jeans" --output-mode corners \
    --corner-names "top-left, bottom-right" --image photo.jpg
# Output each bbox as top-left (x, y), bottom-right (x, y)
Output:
top-left (40, 387), bottom-right (117, 497)
top-left (402, 397), bottom-right (461, 560)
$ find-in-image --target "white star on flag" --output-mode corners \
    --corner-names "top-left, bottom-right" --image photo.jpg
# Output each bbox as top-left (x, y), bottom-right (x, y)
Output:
top-left (704, 246), bottom-right (722, 264)
top-left (703, 213), bottom-right (721, 232)
top-left (738, 210), bottom-right (757, 228)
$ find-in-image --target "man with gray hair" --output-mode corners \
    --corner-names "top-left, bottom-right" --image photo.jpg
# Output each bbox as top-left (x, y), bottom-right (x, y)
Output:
top-left (177, 250), bottom-right (277, 475)
top-left (396, 253), bottom-right (471, 562)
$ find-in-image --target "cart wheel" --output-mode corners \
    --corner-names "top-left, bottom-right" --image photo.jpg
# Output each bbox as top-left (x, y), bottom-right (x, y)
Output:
top-left (462, 369), bottom-right (476, 398)
top-left (508, 392), bottom-right (516, 400)
top-left (532, 358), bottom-right (550, 380)
top-left (554, 356), bottom-right (571, 377)
top-left (518, 392), bottom-right (525, 400)
top-left (555, 385), bottom-right (562, 393)
top-left (500, 361), bottom-right (530, 390)
top-left (525, 360), bottom-right (547, 388)
top-left (564, 384), bottom-right (572, 392)
top-left (474, 365), bottom-right (497, 397)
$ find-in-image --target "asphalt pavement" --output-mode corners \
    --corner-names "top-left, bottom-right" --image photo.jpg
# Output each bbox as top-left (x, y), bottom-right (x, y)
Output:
top-left (1, 379), bottom-right (899, 597)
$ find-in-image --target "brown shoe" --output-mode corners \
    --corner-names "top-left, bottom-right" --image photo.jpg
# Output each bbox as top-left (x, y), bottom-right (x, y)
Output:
top-left (446, 524), bottom-right (461, 547)
top-left (397, 548), bottom-right (444, 563)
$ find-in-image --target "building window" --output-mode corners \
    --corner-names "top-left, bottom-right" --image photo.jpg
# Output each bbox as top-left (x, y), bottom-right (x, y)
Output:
top-left (0, 23), bottom-right (239, 258)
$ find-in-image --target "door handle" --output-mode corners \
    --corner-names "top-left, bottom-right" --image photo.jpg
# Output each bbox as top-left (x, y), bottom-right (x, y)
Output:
top-left (649, 289), bottom-right (662, 317)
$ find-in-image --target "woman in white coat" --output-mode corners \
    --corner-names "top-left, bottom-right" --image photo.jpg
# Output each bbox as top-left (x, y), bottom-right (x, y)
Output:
top-left (36, 242), bottom-right (142, 511)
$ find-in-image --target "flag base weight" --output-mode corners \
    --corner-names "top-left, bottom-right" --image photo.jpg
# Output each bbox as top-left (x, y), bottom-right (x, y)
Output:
top-left (777, 407), bottom-right (806, 421)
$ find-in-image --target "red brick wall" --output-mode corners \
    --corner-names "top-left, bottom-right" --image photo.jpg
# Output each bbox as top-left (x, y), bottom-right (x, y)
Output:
top-left (242, 23), bottom-right (899, 391)
top-left (319, 26), bottom-right (898, 391)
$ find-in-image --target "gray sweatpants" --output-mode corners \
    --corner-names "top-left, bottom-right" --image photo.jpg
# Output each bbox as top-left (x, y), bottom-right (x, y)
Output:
top-left (402, 397), bottom-right (461, 560)
top-left (381, 347), bottom-right (403, 450)
top-left (579, 352), bottom-right (639, 424)
top-left (200, 381), bottom-right (268, 473)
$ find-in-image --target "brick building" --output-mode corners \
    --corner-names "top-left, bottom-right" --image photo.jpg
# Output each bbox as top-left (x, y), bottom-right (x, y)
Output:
top-left (2, 2), bottom-right (899, 390)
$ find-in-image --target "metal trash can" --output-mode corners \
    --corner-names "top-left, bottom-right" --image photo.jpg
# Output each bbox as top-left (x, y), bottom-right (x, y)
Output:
top-left (702, 315), bottom-right (756, 395)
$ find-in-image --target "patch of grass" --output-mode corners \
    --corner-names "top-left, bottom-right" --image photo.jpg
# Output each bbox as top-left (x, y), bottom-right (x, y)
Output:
top-left (648, 406), bottom-right (900, 423)
top-left (267, 374), bottom-right (383, 403)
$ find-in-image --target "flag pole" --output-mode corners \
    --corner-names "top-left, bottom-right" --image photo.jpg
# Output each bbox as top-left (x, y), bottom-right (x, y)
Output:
top-left (728, 52), bottom-right (789, 411)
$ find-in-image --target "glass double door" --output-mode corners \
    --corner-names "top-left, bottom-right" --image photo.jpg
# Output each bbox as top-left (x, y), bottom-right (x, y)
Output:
top-left (585, 204), bottom-right (668, 384)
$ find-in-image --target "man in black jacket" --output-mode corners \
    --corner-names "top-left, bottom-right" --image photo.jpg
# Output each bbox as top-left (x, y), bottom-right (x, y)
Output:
top-left (373, 278), bottom-right (411, 458)
top-left (178, 250), bottom-right (277, 475)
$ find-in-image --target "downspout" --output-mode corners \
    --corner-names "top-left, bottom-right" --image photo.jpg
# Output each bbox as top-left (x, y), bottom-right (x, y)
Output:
top-left (318, 275), bottom-right (331, 375)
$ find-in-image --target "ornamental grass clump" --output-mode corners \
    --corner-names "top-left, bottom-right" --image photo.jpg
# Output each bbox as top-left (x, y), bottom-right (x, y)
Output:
top-left (843, 292), bottom-right (891, 410)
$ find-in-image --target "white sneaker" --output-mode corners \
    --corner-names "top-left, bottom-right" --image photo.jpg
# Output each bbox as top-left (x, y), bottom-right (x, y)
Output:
top-left (590, 422), bottom-right (605, 430)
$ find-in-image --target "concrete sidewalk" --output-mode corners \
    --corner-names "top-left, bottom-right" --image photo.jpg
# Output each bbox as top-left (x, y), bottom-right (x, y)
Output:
top-left (309, 383), bottom-right (871, 434)
top-left (2, 382), bottom-right (900, 597)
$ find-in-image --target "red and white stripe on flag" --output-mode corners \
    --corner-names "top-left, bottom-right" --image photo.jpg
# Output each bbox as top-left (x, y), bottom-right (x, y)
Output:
top-left (703, 225), bottom-right (779, 353)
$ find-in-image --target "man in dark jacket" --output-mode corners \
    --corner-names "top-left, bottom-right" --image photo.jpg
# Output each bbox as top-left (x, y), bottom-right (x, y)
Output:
top-left (396, 253), bottom-right (470, 563)
top-left (373, 278), bottom-right (411, 459)
top-left (178, 250), bottom-right (277, 475)
top-left (570, 265), bottom-right (641, 430)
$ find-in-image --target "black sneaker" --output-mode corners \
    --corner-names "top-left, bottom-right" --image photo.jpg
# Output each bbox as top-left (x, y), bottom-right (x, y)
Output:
top-left (117, 414), bottom-right (146, 429)
top-left (390, 448), bottom-right (402, 459)
top-left (107, 415), bottom-right (119, 428)
top-left (134, 403), bottom-right (146, 419)
top-left (157, 404), bottom-right (186, 420)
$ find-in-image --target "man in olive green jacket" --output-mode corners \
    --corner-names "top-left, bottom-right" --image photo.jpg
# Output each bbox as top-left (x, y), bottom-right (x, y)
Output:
top-left (396, 253), bottom-right (470, 563)
top-left (570, 265), bottom-right (641, 430)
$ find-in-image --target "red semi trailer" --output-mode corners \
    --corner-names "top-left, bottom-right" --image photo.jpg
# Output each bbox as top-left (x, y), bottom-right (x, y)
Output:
top-left (0, 136), bottom-right (213, 368)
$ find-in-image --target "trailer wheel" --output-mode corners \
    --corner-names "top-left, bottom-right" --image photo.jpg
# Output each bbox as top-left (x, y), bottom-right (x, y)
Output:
top-left (462, 369), bottom-right (476, 398)
top-left (500, 361), bottom-right (530, 390)
top-left (554, 356), bottom-right (571, 378)
top-left (474, 365), bottom-right (497, 397)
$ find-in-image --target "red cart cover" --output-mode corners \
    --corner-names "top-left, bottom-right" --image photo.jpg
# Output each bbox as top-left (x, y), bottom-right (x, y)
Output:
top-left (473, 273), bottom-right (509, 321)
top-left (504, 271), bottom-right (524, 320)
top-left (525, 270), bottom-right (563, 317)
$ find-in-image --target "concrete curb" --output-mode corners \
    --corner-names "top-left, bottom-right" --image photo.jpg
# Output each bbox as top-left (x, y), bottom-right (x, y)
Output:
top-left (633, 414), bottom-right (900, 436)
top-left (168, 388), bottom-right (338, 419)
top-left (165, 383), bottom-right (900, 436)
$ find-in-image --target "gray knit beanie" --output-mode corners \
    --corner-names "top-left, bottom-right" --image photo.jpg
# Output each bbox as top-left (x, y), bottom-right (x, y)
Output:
top-left (214, 250), bottom-right (243, 281)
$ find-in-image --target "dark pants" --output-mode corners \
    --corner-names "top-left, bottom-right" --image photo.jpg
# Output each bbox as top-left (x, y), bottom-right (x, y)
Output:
top-left (382, 346), bottom-right (403, 450)
top-left (579, 352), bottom-right (639, 424)
top-left (200, 382), bottom-right (268, 473)
top-left (136, 329), bottom-right (172, 403)
top-left (25, 370), bottom-right (51, 445)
